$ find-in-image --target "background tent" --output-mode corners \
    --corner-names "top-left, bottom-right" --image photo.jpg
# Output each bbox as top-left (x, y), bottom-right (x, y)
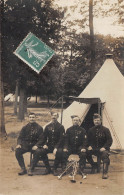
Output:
top-left (57, 55), bottom-right (124, 150)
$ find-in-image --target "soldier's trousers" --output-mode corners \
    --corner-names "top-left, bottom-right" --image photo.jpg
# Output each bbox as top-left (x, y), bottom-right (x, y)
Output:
top-left (86, 150), bottom-right (110, 165)
top-left (33, 147), bottom-right (63, 170)
top-left (62, 149), bottom-right (86, 170)
top-left (15, 147), bottom-right (40, 170)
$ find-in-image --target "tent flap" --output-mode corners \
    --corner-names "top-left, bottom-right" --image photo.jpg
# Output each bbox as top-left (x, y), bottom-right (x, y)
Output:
top-left (65, 96), bottom-right (101, 104)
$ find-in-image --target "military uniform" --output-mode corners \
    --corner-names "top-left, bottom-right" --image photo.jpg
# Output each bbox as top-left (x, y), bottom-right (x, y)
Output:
top-left (15, 122), bottom-right (43, 172)
top-left (86, 125), bottom-right (113, 176)
top-left (35, 121), bottom-right (65, 173)
top-left (63, 125), bottom-right (87, 172)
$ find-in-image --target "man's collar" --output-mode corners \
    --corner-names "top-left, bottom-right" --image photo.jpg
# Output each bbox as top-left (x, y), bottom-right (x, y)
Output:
top-left (29, 122), bottom-right (36, 125)
top-left (73, 125), bottom-right (79, 127)
top-left (94, 125), bottom-right (102, 128)
top-left (51, 121), bottom-right (58, 124)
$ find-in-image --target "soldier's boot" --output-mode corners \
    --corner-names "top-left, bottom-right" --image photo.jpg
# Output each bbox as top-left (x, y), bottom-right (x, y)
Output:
top-left (53, 160), bottom-right (59, 176)
top-left (16, 149), bottom-right (27, 175)
top-left (28, 160), bottom-right (36, 176)
top-left (18, 167), bottom-right (27, 175)
top-left (97, 164), bottom-right (101, 173)
top-left (28, 168), bottom-right (34, 176)
top-left (79, 163), bottom-right (86, 176)
top-left (79, 166), bottom-right (83, 175)
top-left (102, 163), bottom-right (109, 179)
top-left (28, 150), bottom-right (41, 176)
top-left (28, 160), bottom-right (35, 176)
top-left (42, 158), bottom-right (51, 175)
top-left (87, 156), bottom-right (97, 174)
top-left (17, 158), bottom-right (27, 175)
top-left (61, 162), bottom-right (66, 176)
top-left (97, 156), bottom-right (101, 173)
top-left (61, 163), bottom-right (66, 171)
top-left (90, 162), bottom-right (98, 174)
top-left (79, 166), bottom-right (87, 179)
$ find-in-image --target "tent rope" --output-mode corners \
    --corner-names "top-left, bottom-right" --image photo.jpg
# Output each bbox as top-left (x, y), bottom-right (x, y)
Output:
top-left (104, 107), bottom-right (122, 150)
top-left (46, 96), bottom-right (63, 115)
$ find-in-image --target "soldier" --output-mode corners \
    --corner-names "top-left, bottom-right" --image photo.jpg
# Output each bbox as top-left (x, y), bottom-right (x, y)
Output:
top-left (86, 113), bottom-right (113, 179)
top-left (15, 113), bottom-right (43, 176)
top-left (35, 112), bottom-right (65, 176)
top-left (63, 115), bottom-right (87, 175)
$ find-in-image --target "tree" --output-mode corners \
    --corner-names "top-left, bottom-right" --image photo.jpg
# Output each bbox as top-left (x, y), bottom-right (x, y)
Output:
top-left (89, 0), bottom-right (95, 79)
top-left (13, 80), bottom-right (19, 115)
top-left (53, 0), bottom-right (124, 92)
top-left (0, 0), bottom-right (7, 137)
top-left (0, 56), bottom-right (7, 137)
top-left (2, 0), bottom-right (64, 119)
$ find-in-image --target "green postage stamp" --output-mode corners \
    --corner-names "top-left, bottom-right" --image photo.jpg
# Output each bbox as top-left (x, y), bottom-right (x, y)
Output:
top-left (14, 32), bottom-right (55, 74)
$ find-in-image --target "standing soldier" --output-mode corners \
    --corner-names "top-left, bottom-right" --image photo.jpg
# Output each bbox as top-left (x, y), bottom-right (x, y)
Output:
top-left (86, 113), bottom-right (113, 179)
top-left (63, 115), bottom-right (87, 175)
top-left (15, 113), bottom-right (43, 175)
top-left (36, 112), bottom-right (65, 176)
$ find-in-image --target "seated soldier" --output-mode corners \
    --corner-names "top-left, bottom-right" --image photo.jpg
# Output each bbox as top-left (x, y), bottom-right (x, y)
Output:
top-left (32, 112), bottom-right (65, 176)
top-left (63, 115), bottom-right (87, 175)
top-left (15, 112), bottom-right (43, 175)
top-left (86, 113), bottom-right (113, 179)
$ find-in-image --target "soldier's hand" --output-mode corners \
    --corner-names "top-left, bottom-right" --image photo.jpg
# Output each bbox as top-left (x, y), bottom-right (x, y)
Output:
top-left (53, 148), bottom-right (57, 155)
top-left (32, 145), bottom-right (38, 150)
top-left (16, 145), bottom-right (21, 149)
top-left (88, 146), bottom-right (92, 150)
top-left (43, 145), bottom-right (48, 149)
top-left (100, 147), bottom-right (106, 152)
top-left (63, 148), bottom-right (68, 152)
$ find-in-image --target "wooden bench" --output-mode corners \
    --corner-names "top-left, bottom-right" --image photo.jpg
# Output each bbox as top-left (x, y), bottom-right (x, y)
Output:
top-left (30, 153), bottom-right (103, 172)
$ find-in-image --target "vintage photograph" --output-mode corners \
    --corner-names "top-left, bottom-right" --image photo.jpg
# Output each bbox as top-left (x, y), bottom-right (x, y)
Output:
top-left (0, 0), bottom-right (124, 195)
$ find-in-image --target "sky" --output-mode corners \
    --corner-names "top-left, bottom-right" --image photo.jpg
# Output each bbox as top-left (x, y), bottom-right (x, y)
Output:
top-left (54, 0), bottom-right (124, 38)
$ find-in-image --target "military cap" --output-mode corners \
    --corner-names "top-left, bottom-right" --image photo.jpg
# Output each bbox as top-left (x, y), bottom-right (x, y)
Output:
top-left (93, 113), bottom-right (101, 120)
top-left (71, 115), bottom-right (81, 122)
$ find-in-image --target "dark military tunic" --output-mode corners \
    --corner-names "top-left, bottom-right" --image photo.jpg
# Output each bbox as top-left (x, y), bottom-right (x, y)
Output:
top-left (35, 121), bottom-right (65, 170)
top-left (87, 125), bottom-right (113, 166)
top-left (37, 121), bottom-right (65, 151)
top-left (64, 125), bottom-right (87, 153)
top-left (63, 125), bottom-right (87, 170)
top-left (17, 122), bottom-right (43, 149)
top-left (88, 125), bottom-right (113, 150)
top-left (15, 122), bottom-right (43, 170)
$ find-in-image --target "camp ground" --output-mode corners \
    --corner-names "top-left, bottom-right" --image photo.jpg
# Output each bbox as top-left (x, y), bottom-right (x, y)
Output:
top-left (56, 55), bottom-right (124, 151)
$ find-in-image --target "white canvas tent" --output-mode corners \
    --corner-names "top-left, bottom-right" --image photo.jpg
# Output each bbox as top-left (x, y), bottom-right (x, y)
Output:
top-left (57, 56), bottom-right (124, 150)
top-left (4, 93), bottom-right (15, 102)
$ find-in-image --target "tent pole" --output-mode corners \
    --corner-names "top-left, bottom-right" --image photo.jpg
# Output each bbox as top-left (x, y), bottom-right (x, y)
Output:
top-left (101, 103), bottom-right (104, 125)
top-left (61, 96), bottom-right (64, 124)
top-left (98, 99), bottom-right (101, 115)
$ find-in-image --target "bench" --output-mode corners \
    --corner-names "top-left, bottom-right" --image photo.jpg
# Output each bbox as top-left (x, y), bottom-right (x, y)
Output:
top-left (30, 153), bottom-right (103, 172)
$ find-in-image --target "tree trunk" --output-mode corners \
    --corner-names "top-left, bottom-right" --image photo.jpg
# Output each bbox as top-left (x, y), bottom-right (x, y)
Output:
top-left (24, 92), bottom-right (27, 114)
top-left (0, 1), bottom-right (7, 138)
top-left (35, 95), bottom-right (38, 103)
top-left (89, 0), bottom-right (95, 79)
top-left (0, 66), bottom-right (7, 137)
top-left (47, 95), bottom-right (50, 109)
top-left (14, 80), bottom-right (19, 115)
top-left (18, 87), bottom-right (26, 121)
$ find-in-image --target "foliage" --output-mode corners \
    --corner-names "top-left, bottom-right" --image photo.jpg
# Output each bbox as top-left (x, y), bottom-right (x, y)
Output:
top-left (2, 0), bottom-right (64, 96)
